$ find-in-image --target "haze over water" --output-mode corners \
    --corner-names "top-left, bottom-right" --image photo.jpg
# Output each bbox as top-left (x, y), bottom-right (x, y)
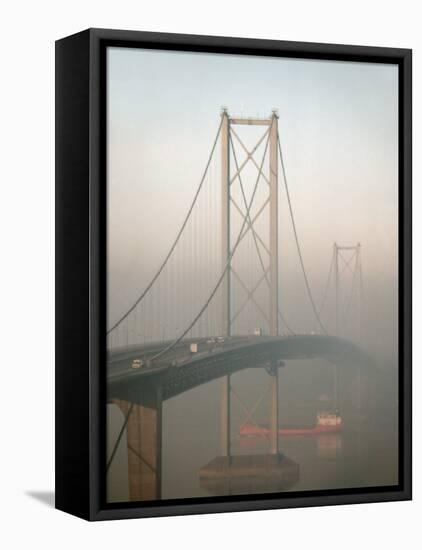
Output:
top-left (108, 360), bottom-right (398, 501)
top-left (106, 47), bottom-right (399, 502)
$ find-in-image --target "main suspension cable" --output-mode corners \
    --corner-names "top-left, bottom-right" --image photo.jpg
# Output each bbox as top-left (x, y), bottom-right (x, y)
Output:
top-left (150, 122), bottom-right (273, 361)
top-left (229, 133), bottom-right (295, 336)
top-left (106, 402), bottom-right (134, 473)
top-left (318, 248), bottom-right (335, 316)
top-left (278, 135), bottom-right (328, 335)
top-left (107, 119), bottom-right (224, 335)
top-left (343, 251), bottom-right (359, 325)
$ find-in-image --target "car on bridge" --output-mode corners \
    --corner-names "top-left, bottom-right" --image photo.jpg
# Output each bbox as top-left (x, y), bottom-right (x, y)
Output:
top-left (131, 358), bottom-right (144, 369)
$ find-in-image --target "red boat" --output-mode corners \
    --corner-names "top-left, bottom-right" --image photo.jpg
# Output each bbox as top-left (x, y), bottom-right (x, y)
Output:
top-left (240, 412), bottom-right (343, 437)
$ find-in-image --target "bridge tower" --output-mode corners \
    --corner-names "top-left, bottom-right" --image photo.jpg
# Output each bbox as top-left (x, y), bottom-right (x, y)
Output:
top-left (334, 242), bottom-right (363, 341)
top-left (220, 108), bottom-right (280, 457)
top-left (333, 242), bottom-right (364, 409)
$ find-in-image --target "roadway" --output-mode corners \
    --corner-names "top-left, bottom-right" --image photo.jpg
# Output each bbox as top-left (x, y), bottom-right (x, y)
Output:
top-left (107, 334), bottom-right (372, 407)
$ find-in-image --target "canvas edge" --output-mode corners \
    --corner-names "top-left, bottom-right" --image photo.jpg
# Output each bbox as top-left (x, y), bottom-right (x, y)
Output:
top-left (55, 27), bottom-right (412, 521)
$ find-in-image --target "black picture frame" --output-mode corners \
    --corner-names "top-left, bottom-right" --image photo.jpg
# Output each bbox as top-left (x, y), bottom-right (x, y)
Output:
top-left (55, 28), bottom-right (412, 521)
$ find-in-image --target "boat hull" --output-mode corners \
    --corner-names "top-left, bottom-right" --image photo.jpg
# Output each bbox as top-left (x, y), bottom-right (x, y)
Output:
top-left (240, 422), bottom-right (342, 437)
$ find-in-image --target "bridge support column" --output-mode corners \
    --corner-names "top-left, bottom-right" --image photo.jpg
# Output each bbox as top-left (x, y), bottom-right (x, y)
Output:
top-left (269, 365), bottom-right (279, 455)
top-left (114, 394), bottom-right (162, 501)
top-left (220, 375), bottom-right (231, 457)
top-left (269, 111), bottom-right (279, 456)
top-left (220, 109), bottom-right (230, 335)
top-left (269, 110), bottom-right (279, 338)
top-left (220, 108), bottom-right (232, 458)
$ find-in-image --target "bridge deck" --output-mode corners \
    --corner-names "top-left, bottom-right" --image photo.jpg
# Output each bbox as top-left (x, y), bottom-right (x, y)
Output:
top-left (107, 334), bottom-right (372, 407)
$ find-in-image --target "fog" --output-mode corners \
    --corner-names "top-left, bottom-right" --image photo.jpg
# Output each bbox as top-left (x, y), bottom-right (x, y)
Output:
top-left (106, 47), bottom-right (398, 501)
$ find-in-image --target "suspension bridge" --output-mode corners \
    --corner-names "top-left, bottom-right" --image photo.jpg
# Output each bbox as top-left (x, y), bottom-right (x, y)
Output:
top-left (107, 109), bottom-right (370, 501)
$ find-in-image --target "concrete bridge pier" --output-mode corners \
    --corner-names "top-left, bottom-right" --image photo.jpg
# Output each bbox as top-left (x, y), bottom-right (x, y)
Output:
top-left (220, 375), bottom-right (231, 458)
top-left (201, 362), bottom-right (299, 495)
top-left (269, 365), bottom-right (279, 455)
top-left (114, 391), bottom-right (162, 501)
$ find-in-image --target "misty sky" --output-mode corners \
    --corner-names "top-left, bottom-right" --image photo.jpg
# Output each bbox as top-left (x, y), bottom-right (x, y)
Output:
top-left (107, 46), bottom-right (398, 358)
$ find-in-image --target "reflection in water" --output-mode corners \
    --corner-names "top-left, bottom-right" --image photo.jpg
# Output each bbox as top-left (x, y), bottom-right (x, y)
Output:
top-left (199, 454), bottom-right (300, 496)
top-left (317, 434), bottom-right (343, 460)
top-left (107, 359), bottom-right (398, 502)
